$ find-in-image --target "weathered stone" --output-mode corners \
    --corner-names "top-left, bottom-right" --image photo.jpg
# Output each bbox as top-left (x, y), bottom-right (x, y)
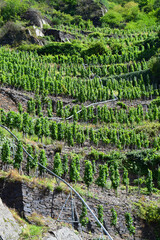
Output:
top-left (55, 227), bottom-right (82, 240)
top-left (0, 23), bottom-right (44, 46)
top-left (22, 9), bottom-right (50, 28)
top-left (75, 0), bottom-right (107, 26)
top-left (0, 198), bottom-right (21, 240)
top-left (43, 29), bottom-right (76, 42)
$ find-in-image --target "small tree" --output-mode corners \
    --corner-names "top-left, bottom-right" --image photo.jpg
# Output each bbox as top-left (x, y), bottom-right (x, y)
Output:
top-left (110, 162), bottom-right (120, 196)
top-left (43, 117), bottom-right (50, 139)
top-left (157, 167), bottom-right (160, 189)
top-left (83, 160), bottom-right (93, 189)
top-left (96, 165), bottom-right (106, 189)
top-left (74, 155), bottom-right (80, 172)
top-left (146, 169), bottom-right (154, 194)
top-left (92, 160), bottom-right (96, 174)
top-left (22, 112), bottom-right (29, 136)
top-left (18, 103), bottom-right (23, 114)
top-left (122, 167), bottom-right (129, 193)
top-left (67, 127), bottom-right (74, 146)
top-left (26, 144), bottom-right (33, 175)
top-left (97, 205), bottom-right (104, 227)
top-left (1, 141), bottom-right (12, 169)
top-left (58, 123), bottom-right (64, 141)
top-left (80, 203), bottom-right (89, 226)
top-left (47, 99), bottom-right (53, 117)
top-left (53, 153), bottom-right (63, 177)
top-left (50, 121), bottom-right (58, 140)
top-left (34, 118), bottom-right (42, 142)
top-left (14, 141), bottom-right (23, 171)
top-left (39, 149), bottom-right (47, 176)
top-left (111, 208), bottom-right (117, 227)
top-left (70, 158), bottom-right (80, 182)
top-left (62, 154), bottom-right (69, 177)
top-left (125, 212), bottom-right (135, 235)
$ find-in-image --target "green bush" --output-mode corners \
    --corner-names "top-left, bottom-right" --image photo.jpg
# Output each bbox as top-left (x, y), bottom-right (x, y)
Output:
top-left (1, 0), bottom-right (29, 22)
top-left (135, 201), bottom-right (160, 224)
top-left (82, 42), bottom-right (109, 56)
top-left (18, 43), bottom-right (42, 51)
top-left (101, 10), bottom-right (124, 28)
top-left (38, 42), bottom-right (83, 56)
top-left (117, 101), bottom-right (127, 109)
top-left (148, 56), bottom-right (160, 82)
top-left (51, 9), bottom-right (74, 26)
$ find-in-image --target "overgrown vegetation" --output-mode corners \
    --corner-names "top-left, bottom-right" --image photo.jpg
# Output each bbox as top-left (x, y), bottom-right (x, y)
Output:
top-left (0, 0), bottom-right (160, 239)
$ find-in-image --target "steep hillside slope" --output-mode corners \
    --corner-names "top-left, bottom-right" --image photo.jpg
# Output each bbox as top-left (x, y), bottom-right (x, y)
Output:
top-left (0, 0), bottom-right (160, 240)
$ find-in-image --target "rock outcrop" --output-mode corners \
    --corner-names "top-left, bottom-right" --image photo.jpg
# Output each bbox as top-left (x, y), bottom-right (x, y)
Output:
top-left (0, 22), bottom-right (44, 46)
top-left (43, 227), bottom-right (82, 240)
top-left (22, 9), bottom-right (50, 29)
top-left (43, 29), bottom-right (76, 42)
top-left (76, 0), bottom-right (108, 26)
top-left (0, 198), bottom-right (21, 240)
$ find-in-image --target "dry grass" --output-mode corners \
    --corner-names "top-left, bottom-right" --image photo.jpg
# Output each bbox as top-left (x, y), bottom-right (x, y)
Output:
top-left (28, 212), bottom-right (46, 226)
top-left (10, 208), bottom-right (26, 226)
top-left (0, 169), bottom-right (57, 191)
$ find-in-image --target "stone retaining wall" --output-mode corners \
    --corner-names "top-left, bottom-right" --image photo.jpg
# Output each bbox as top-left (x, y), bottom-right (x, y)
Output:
top-left (0, 179), bottom-right (155, 240)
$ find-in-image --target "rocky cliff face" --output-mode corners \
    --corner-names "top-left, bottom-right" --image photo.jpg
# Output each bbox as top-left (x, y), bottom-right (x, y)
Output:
top-left (0, 198), bottom-right (21, 240)
top-left (0, 196), bottom-right (82, 240)
top-left (76, 0), bottom-right (107, 26)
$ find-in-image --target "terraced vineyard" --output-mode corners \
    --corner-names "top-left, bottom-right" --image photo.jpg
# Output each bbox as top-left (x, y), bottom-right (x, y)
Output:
top-left (0, 0), bottom-right (160, 239)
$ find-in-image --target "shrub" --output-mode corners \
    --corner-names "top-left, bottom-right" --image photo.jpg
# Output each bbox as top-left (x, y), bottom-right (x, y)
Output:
top-left (1, 0), bottom-right (28, 22)
top-left (80, 203), bottom-right (89, 226)
top-left (97, 205), bottom-right (104, 227)
top-left (38, 42), bottom-right (83, 56)
top-left (148, 56), bottom-right (160, 82)
top-left (53, 153), bottom-right (63, 177)
top-left (125, 212), bottom-right (135, 235)
top-left (135, 201), bottom-right (160, 224)
top-left (82, 42), bottom-right (109, 56)
top-left (117, 101), bottom-right (127, 109)
top-left (111, 208), bottom-right (117, 226)
top-left (18, 44), bottom-right (42, 51)
top-left (101, 10), bottom-right (124, 28)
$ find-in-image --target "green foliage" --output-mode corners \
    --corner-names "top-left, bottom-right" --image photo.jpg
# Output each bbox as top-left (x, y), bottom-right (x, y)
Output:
top-left (80, 203), bottom-right (89, 226)
top-left (135, 200), bottom-right (160, 224)
top-left (39, 149), bottom-right (47, 176)
top-left (111, 208), bottom-right (117, 226)
top-left (101, 1), bottom-right (158, 29)
top-left (14, 141), bottom-right (23, 170)
top-left (125, 212), bottom-right (135, 235)
top-left (101, 10), bottom-right (124, 28)
top-left (157, 167), bottom-right (160, 189)
top-left (96, 164), bottom-right (106, 189)
top-left (117, 101), bottom-right (127, 109)
top-left (38, 42), bottom-right (83, 56)
top-left (1, 0), bottom-right (28, 22)
top-left (146, 169), bottom-right (154, 194)
top-left (62, 154), bottom-right (69, 176)
top-left (110, 161), bottom-right (120, 193)
top-left (53, 153), bottom-right (63, 177)
top-left (82, 42), bottom-right (109, 56)
top-left (70, 157), bottom-right (80, 182)
top-left (83, 160), bottom-right (93, 188)
top-left (1, 141), bottom-right (12, 164)
top-left (122, 167), bottom-right (129, 192)
top-left (18, 103), bottom-right (23, 114)
top-left (51, 9), bottom-right (74, 25)
top-left (148, 56), bottom-right (160, 82)
top-left (26, 144), bottom-right (33, 172)
top-left (97, 205), bottom-right (104, 227)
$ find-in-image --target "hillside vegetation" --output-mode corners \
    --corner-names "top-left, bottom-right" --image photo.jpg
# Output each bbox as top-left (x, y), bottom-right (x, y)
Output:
top-left (0, 0), bottom-right (160, 239)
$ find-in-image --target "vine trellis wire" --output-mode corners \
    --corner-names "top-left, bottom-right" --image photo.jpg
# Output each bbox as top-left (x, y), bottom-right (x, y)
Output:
top-left (0, 124), bottom-right (113, 240)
